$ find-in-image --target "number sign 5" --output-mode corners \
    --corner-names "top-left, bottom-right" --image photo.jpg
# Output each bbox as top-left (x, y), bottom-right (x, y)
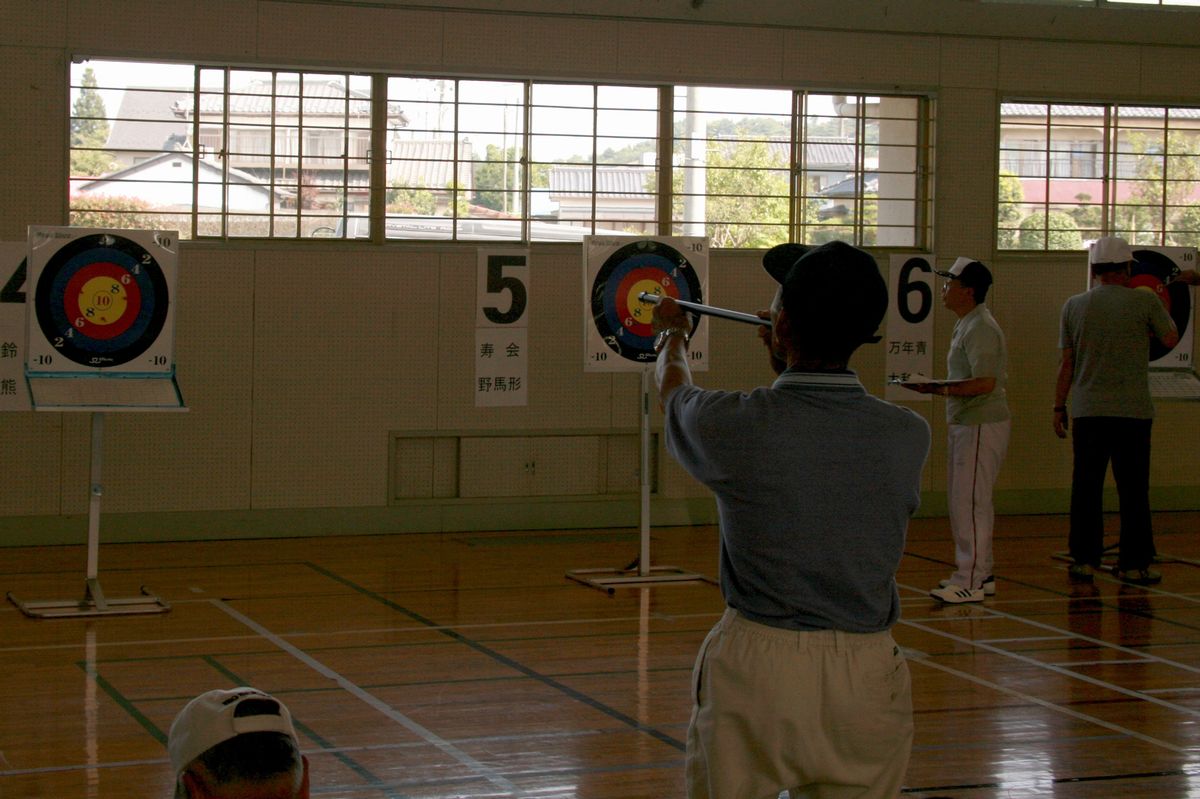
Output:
top-left (478, 251), bottom-right (529, 327)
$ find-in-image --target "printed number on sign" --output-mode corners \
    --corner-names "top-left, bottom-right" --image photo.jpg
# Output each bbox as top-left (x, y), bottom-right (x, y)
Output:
top-left (1, 259), bottom-right (25, 303)
top-left (897, 257), bottom-right (933, 324)
top-left (482, 255), bottom-right (528, 325)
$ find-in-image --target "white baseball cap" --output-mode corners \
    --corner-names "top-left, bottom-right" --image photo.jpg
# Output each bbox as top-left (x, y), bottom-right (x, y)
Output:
top-left (1089, 236), bottom-right (1133, 266)
top-left (168, 687), bottom-right (299, 778)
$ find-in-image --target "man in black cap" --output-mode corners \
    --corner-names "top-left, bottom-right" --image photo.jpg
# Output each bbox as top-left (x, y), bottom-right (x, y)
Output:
top-left (652, 240), bottom-right (930, 799)
top-left (902, 257), bottom-right (1010, 604)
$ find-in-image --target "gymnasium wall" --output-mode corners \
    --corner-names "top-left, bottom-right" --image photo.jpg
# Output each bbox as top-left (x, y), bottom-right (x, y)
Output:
top-left (2, 0), bottom-right (1199, 544)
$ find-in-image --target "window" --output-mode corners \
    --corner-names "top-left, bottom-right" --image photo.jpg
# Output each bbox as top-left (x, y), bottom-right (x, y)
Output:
top-left (70, 61), bottom-right (372, 239)
top-left (672, 88), bottom-right (929, 247)
top-left (70, 60), bottom-right (931, 247)
top-left (998, 102), bottom-right (1200, 249)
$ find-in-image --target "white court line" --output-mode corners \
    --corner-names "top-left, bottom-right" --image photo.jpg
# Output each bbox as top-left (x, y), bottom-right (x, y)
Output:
top-left (212, 599), bottom-right (523, 797)
top-left (977, 635), bottom-right (1074, 644)
top-left (900, 581), bottom-right (1200, 676)
top-left (901, 613), bottom-right (1200, 732)
top-left (909, 653), bottom-right (1189, 754)
top-left (1055, 658), bottom-right (1155, 668)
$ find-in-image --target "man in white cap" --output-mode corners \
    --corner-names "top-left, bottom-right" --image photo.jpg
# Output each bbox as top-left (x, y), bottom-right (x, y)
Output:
top-left (168, 686), bottom-right (309, 799)
top-left (904, 257), bottom-right (1010, 604)
top-left (1054, 236), bottom-right (1198, 585)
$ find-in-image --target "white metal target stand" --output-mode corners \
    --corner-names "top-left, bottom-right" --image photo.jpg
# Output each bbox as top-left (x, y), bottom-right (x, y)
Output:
top-left (7, 412), bottom-right (172, 618)
top-left (7, 226), bottom-right (182, 619)
top-left (565, 368), bottom-right (715, 594)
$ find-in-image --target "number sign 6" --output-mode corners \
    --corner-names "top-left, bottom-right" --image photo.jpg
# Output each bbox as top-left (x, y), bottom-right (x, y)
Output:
top-left (896, 257), bottom-right (934, 324)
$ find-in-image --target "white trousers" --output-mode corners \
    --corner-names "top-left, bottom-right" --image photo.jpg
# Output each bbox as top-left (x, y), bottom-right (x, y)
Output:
top-left (947, 419), bottom-right (1010, 591)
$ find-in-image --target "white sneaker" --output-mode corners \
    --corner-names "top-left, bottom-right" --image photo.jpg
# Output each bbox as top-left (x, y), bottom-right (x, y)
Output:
top-left (939, 575), bottom-right (995, 596)
top-left (930, 584), bottom-right (985, 603)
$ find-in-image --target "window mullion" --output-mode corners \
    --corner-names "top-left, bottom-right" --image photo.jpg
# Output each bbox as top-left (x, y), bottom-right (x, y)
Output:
top-left (656, 86), bottom-right (673, 237)
top-left (369, 74), bottom-right (387, 244)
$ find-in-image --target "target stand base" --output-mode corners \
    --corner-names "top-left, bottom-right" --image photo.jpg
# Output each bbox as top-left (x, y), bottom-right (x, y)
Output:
top-left (566, 565), bottom-right (716, 595)
top-left (7, 580), bottom-right (169, 619)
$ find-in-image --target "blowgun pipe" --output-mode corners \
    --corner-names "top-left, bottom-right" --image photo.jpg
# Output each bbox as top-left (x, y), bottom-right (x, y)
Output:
top-left (637, 292), bottom-right (770, 327)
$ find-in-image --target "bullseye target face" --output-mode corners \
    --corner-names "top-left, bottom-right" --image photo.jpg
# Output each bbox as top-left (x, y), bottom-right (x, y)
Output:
top-left (583, 237), bottom-right (709, 372)
top-left (1131, 246), bottom-right (1194, 367)
top-left (26, 228), bottom-right (178, 373)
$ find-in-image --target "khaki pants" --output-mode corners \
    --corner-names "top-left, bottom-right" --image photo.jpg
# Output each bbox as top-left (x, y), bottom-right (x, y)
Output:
top-left (686, 608), bottom-right (913, 799)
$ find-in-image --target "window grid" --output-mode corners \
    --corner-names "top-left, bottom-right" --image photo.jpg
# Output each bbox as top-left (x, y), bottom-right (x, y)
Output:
top-left (69, 60), bottom-right (930, 248)
top-left (999, 101), bottom-right (1200, 250)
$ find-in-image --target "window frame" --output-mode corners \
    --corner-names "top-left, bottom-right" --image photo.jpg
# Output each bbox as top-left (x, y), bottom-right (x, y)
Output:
top-left (998, 99), bottom-right (1200, 250)
top-left (68, 59), bottom-right (934, 249)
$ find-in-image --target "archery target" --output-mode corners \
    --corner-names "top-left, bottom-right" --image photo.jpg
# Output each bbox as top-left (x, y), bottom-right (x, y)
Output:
top-left (26, 227), bottom-right (178, 374)
top-left (583, 236), bottom-right (709, 372)
top-left (1131, 246), bottom-right (1194, 368)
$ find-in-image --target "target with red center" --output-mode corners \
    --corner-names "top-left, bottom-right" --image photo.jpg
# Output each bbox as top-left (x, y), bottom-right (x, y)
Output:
top-left (29, 230), bottom-right (175, 371)
top-left (1132, 248), bottom-right (1191, 363)
top-left (589, 239), bottom-right (704, 364)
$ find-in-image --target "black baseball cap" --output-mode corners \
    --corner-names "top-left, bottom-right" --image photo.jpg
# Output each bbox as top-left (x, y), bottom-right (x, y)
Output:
top-left (762, 243), bottom-right (812, 284)
top-left (766, 241), bottom-right (887, 346)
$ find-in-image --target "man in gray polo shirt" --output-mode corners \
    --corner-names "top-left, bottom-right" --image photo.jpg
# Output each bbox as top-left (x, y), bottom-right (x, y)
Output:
top-left (1054, 236), bottom-right (1184, 585)
top-left (652, 241), bottom-right (930, 799)
top-left (904, 257), bottom-right (1009, 604)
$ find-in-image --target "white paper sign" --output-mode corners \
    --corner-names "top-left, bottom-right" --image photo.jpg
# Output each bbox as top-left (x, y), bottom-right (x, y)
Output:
top-left (885, 253), bottom-right (936, 402)
top-left (475, 327), bottom-right (528, 407)
top-left (0, 242), bottom-right (31, 411)
top-left (476, 248), bottom-right (529, 407)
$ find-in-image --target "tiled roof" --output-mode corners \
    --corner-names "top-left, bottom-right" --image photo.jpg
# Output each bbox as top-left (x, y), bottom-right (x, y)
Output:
top-left (1002, 103), bottom-right (1200, 119)
top-left (388, 139), bottom-right (474, 189)
top-left (548, 165), bottom-right (655, 198)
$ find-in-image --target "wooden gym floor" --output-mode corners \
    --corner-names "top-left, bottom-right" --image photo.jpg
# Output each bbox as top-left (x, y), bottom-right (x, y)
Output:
top-left (3, 512), bottom-right (1200, 798)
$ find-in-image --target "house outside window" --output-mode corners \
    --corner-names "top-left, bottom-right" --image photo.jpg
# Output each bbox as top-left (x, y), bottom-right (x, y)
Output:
top-left (69, 60), bottom-right (931, 247)
top-left (998, 102), bottom-right (1200, 249)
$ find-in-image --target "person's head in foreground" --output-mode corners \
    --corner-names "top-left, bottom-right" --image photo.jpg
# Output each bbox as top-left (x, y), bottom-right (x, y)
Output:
top-left (168, 687), bottom-right (309, 799)
top-left (762, 240), bottom-right (888, 367)
top-left (1088, 235), bottom-right (1134, 278)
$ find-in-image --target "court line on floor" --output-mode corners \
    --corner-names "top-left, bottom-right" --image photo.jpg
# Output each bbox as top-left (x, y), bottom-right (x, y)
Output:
top-left (212, 598), bottom-right (521, 796)
top-left (0, 609), bottom-right (720, 655)
top-left (900, 582), bottom-right (1200, 675)
top-left (905, 642), bottom-right (1188, 754)
top-left (304, 561), bottom-right (689, 754)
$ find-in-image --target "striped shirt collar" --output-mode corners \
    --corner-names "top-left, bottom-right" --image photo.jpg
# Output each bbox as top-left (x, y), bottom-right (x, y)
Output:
top-left (772, 369), bottom-right (863, 390)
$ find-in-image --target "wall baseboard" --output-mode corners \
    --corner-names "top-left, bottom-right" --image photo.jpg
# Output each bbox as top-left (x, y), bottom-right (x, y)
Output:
top-left (1, 487), bottom-right (1196, 547)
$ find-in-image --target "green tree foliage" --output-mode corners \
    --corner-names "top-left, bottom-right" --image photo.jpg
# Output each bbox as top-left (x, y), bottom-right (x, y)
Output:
top-left (1018, 210), bottom-right (1082, 250)
top-left (996, 171), bottom-right (1025, 249)
top-left (1119, 130), bottom-right (1200, 245)
top-left (1169, 204), bottom-right (1200, 248)
top-left (473, 145), bottom-right (549, 212)
top-left (69, 194), bottom-right (177, 232)
top-left (70, 68), bottom-right (116, 176)
top-left (681, 139), bottom-right (790, 248)
top-left (1068, 193), bottom-right (1102, 237)
top-left (386, 181), bottom-right (436, 214)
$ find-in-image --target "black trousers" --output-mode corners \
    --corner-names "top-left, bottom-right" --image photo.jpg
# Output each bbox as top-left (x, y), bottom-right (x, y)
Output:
top-left (1068, 416), bottom-right (1154, 571)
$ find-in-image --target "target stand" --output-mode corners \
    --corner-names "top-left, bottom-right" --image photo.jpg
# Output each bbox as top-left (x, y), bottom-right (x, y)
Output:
top-left (7, 227), bottom-right (183, 619)
top-left (7, 413), bottom-right (172, 618)
top-left (567, 237), bottom-right (716, 594)
top-left (566, 368), bottom-right (715, 594)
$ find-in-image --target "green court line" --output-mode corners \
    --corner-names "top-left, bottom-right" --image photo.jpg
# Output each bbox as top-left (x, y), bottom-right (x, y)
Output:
top-left (452, 532), bottom-right (641, 547)
top-left (304, 561), bottom-right (687, 753)
top-left (75, 661), bottom-right (168, 745)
